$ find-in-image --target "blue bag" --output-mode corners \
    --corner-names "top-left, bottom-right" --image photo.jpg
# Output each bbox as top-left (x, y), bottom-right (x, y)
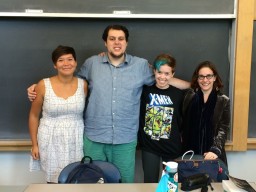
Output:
top-left (175, 150), bottom-right (221, 183)
top-left (64, 156), bottom-right (106, 183)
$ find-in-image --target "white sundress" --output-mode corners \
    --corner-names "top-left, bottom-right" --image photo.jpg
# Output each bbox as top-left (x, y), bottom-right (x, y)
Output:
top-left (38, 78), bottom-right (85, 183)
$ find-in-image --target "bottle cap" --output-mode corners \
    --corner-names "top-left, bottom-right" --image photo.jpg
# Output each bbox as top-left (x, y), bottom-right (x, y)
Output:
top-left (163, 161), bottom-right (178, 172)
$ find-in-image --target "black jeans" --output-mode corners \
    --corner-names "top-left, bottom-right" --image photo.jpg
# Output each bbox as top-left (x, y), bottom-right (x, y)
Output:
top-left (142, 150), bottom-right (173, 183)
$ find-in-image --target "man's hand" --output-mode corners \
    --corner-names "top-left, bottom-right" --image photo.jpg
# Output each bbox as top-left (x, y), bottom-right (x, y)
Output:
top-left (98, 52), bottom-right (106, 57)
top-left (27, 84), bottom-right (37, 101)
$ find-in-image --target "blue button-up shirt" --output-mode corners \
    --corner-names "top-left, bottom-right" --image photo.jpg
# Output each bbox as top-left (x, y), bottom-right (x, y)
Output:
top-left (77, 53), bottom-right (154, 144)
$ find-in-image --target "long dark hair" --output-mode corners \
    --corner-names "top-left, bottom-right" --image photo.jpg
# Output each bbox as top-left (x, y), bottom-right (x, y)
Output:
top-left (190, 61), bottom-right (223, 91)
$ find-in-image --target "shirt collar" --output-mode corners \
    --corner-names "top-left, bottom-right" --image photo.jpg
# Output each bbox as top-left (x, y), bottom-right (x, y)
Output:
top-left (102, 52), bottom-right (129, 66)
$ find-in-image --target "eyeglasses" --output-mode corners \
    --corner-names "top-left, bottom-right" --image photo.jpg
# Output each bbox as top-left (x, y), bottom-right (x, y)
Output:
top-left (198, 74), bottom-right (215, 80)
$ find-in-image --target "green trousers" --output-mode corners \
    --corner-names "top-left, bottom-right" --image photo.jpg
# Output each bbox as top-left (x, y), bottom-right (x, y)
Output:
top-left (83, 135), bottom-right (137, 183)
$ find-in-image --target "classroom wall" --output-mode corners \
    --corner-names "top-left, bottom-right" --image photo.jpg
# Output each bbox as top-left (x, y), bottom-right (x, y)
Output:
top-left (0, 151), bottom-right (255, 185)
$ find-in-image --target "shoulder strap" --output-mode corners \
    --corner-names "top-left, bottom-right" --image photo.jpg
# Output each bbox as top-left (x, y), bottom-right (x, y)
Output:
top-left (65, 156), bottom-right (92, 183)
top-left (65, 164), bottom-right (84, 183)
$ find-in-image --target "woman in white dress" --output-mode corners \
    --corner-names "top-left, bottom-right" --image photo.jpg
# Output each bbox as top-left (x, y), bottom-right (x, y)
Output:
top-left (29, 45), bottom-right (88, 183)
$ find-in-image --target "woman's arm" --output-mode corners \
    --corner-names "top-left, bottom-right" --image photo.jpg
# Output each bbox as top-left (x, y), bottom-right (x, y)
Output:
top-left (28, 80), bottom-right (45, 160)
top-left (211, 96), bottom-right (231, 156)
top-left (169, 77), bottom-right (190, 90)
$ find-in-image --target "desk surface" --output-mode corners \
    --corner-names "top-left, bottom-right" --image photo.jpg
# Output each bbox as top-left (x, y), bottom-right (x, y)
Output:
top-left (23, 183), bottom-right (224, 192)
top-left (0, 185), bottom-right (27, 192)
top-left (1, 183), bottom-right (255, 192)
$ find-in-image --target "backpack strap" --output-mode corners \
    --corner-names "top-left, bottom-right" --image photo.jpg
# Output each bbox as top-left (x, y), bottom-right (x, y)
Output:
top-left (66, 156), bottom-right (93, 183)
top-left (66, 164), bottom-right (84, 183)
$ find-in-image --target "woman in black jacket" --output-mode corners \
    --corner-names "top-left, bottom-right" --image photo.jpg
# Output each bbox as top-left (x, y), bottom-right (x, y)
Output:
top-left (182, 61), bottom-right (230, 166)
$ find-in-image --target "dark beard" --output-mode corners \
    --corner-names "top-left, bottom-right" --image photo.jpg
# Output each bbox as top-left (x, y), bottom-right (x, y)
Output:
top-left (109, 52), bottom-right (124, 59)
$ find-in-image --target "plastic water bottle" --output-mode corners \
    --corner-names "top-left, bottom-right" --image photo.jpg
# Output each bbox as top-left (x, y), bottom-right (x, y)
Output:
top-left (163, 161), bottom-right (178, 192)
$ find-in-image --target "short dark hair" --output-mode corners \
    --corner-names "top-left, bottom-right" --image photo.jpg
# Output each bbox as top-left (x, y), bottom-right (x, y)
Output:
top-left (102, 24), bottom-right (129, 42)
top-left (153, 53), bottom-right (176, 73)
top-left (52, 45), bottom-right (76, 64)
top-left (191, 61), bottom-right (224, 91)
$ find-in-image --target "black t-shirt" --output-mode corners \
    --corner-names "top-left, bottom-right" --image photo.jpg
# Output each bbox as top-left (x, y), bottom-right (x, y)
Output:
top-left (138, 84), bottom-right (184, 159)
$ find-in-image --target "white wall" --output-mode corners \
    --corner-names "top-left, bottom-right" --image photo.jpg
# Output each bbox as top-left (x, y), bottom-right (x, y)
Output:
top-left (0, 150), bottom-right (255, 185)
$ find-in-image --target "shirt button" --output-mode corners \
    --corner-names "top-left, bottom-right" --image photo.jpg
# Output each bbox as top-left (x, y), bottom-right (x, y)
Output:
top-left (113, 100), bottom-right (115, 103)
top-left (113, 88), bottom-right (116, 90)
top-left (113, 113), bottom-right (115, 115)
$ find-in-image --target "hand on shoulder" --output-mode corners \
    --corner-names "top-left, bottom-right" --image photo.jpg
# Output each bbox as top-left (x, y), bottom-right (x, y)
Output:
top-left (27, 84), bottom-right (38, 101)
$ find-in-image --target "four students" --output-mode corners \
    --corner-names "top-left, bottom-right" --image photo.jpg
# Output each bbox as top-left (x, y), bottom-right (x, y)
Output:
top-left (27, 25), bottom-right (230, 183)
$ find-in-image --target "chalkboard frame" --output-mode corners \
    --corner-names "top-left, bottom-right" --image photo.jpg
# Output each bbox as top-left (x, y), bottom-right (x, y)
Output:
top-left (248, 21), bottom-right (256, 138)
top-left (0, 0), bottom-right (237, 150)
top-left (0, 0), bottom-right (236, 16)
top-left (0, 13), bottom-right (236, 19)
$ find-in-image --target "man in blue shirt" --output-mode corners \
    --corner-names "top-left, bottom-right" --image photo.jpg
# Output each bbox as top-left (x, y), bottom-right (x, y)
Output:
top-left (78, 25), bottom-right (154, 183)
top-left (28, 24), bottom-right (190, 183)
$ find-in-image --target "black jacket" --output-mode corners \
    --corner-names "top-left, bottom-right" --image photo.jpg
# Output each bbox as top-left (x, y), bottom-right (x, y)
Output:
top-left (181, 89), bottom-right (230, 165)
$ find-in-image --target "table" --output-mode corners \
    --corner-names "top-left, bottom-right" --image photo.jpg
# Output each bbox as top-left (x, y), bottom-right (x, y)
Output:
top-left (1, 182), bottom-right (255, 192)
top-left (23, 183), bottom-right (225, 192)
top-left (0, 185), bottom-right (27, 192)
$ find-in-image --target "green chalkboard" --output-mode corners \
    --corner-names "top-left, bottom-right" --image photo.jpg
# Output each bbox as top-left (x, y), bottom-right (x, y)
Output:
top-left (0, 18), bottom-right (231, 140)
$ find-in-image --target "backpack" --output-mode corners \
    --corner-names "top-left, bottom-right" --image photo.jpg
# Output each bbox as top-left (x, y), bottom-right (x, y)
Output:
top-left (65, 156), bottom-right (106, 183)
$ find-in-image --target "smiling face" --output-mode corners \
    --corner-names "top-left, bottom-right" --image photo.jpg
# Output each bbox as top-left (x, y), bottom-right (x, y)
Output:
top-left (105, 29), bottom-right (128, 60)
top-left (154, 64), bottom-right (174, 89)
top-left (197, 67), bottom-right (216, 94)
top-left (54, 54), bottom-right (77, 76)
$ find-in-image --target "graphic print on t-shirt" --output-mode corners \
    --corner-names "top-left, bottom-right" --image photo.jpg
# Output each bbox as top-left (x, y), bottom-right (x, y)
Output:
top-left (144, 93), bottom-right (174, 140)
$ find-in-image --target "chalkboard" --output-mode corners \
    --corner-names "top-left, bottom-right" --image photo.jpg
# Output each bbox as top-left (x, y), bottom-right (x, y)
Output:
top-left (0, 18), bottom-right (231, 140)
top-left (0, 0), bottom-right (235, 14)
top-left (248, 21), bottom-right (256, 138)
